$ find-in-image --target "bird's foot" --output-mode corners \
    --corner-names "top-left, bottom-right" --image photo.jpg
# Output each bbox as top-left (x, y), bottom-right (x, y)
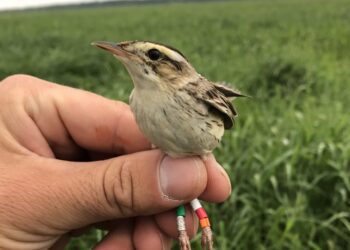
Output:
top-left (201, 227), bottom-right (214, 250)
top-left (178, 230), bottom-right (191, 250)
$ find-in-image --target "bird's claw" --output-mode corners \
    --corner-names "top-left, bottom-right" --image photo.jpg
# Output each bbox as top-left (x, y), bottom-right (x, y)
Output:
top-left (178, 230), bottom-right (191, 250)
top-left (201, 227), bottom-right (214, 250)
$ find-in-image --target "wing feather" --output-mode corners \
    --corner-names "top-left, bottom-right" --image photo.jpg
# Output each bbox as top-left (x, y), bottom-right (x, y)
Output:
top-left (215, 82), bottom-right (247, 98)
top-left (184, 78), bottom-right (240, 129)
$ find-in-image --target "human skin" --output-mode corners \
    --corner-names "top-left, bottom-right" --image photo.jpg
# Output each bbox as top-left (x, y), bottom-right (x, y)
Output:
top-left (0, 75), bottom-right (232, 250)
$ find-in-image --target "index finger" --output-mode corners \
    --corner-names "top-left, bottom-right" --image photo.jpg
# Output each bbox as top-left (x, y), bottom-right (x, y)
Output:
top-left (24, 75), bottom-right (150, 155)
top-left (54, 88), bottom-right (150, 154)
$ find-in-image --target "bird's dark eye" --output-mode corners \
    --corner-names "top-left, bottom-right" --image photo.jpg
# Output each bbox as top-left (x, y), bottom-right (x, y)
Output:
top-left (147, 49), bottom-right (161, 60)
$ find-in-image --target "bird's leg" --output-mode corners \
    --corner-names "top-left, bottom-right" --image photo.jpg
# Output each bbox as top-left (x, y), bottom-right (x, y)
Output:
top-left (178, 229), bottom-right (191, 250)
top-left (176, 205), bottom-right (191, 250)
top-left (190, 199), bottom-right (214, 250)
top-left (201, 227), bottom-right (213, 250)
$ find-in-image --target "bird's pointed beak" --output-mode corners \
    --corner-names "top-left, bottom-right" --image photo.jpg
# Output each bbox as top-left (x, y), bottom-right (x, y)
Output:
top-left (91, 41), bottom-right (129, 58)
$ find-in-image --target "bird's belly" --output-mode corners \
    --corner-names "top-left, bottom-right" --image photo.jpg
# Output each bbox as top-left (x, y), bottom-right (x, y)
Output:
top-left (130, 93), bottom-right (224, 157)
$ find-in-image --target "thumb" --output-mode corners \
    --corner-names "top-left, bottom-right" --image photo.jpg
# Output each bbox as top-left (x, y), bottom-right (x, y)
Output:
top-left (39, 150), bottom-right (207, 229)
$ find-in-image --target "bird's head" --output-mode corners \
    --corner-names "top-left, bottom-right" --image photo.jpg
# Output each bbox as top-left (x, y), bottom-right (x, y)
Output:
top-left (92, 40), bottom-right (198, 90)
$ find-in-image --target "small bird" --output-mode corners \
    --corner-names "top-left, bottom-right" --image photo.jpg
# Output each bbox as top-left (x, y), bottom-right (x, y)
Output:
top-left (93, 40), bottom-right (244, 250)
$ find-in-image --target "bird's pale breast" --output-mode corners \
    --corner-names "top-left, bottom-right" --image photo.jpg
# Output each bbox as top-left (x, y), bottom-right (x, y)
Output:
top-left (130, 88), bottom-right (225, 157)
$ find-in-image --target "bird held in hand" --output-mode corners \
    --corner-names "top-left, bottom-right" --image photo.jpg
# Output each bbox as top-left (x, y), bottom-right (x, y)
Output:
top-left (92, 40), bottom-right (245, 250)
top-left (92, 41), bottom-right (244, 158)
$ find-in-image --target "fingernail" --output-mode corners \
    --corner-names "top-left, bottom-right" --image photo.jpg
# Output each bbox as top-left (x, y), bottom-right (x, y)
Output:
top-left (159, 156), bottom-right (205, 200)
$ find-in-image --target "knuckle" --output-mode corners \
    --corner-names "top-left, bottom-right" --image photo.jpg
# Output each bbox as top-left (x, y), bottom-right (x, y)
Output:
top-left (0, 74), bottom-right (34, 99)
top-left (1, 74), bottom-right (33, 86)
top-left (102, 159), bottom-right (136, 216)
top-left (1, 74), bottom-right (53, 92)
top-left (0, 74), bottom-right (56, 112)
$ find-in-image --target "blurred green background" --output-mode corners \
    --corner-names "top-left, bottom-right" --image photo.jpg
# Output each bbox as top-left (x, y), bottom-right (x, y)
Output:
top-left (1, 0), bottom-right (349, 249)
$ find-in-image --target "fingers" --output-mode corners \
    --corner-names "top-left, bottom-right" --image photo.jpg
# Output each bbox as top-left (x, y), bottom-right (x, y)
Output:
top-left (155, 205), bottom-right (198, 239)
top-left (0, 75), bottom-right (232, 249)
top-left (0, 74), bottom-right (150, 159)
top-left (69, 154), bottom-right (230, 245)
top-left (51, 87), bottom-right (150, 154)
top-left (134, 217), bottom-right (172, 250)
top-left (96, 206), bottom-right (198, 246)
top-left (3, 151), bottom-right (230, 239)
top-left (74, 151), bottom-right (207, 219)
top-left (96, 217), bottom-right (173, 250)
top-left (153, 155), bottom-right (231, 240)
top-left (49, 235), bottom-right (70, 250)
top-left (199, 155), bottom-right (232, 202)
top-left (15, 150), bottom-right (208, 233)
top-left (93, 220), bottom-right (134, 250)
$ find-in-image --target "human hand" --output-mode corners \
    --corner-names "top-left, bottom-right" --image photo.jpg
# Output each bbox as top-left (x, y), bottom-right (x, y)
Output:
top-left (0, 75), bottom-right (231, 250)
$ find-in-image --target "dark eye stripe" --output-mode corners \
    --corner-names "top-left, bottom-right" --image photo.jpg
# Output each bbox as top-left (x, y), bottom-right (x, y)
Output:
top-left (143, 46), bottom-right (183, 71)
top-left (163, 55), bottom-right (182, 71)
top-left (156, 43), bottom-right (187, 61)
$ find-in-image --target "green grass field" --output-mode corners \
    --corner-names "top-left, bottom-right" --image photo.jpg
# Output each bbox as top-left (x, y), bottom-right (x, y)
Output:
top-left (1, 0), bottom-right (350, 249)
